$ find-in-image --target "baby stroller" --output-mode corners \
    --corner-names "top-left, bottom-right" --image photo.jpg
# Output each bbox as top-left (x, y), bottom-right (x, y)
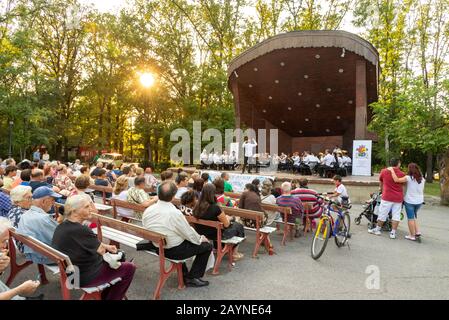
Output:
top-left (354, 192), bottom-right (392, 231)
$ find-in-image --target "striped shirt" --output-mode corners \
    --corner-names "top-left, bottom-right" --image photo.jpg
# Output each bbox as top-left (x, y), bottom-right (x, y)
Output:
top-left (291, 188), bottom-right (323, 218)
top-left (276, 195), bottom-right (304, 223)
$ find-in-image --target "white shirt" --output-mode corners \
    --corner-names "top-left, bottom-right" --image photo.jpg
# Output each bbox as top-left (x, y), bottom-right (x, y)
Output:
top-left (175, 186), bottom-right (189, 199)
top-left (42, 154), bottom-right (50, 161)
top-left (200, 152), bottom-right (208, 162)
top-left (404, 176), bottom-right (425, 205)
top-left (303, 155), bottom-right (314, 164)
top-left (213, 154), bottom-right (221, 164)
top-left (323, 154), bottom-right (335, 166)
top-left (243, 140), bottom-right (257, 157)
top-left (221, 154), bottom-right (229, 163)
top-left (142, 200), bottom-right (202, 249)
top-left (342, 156), bottom-right (352, 166)
top-left (112, 191), bottom-right (134, 217)
top-left (292, 156), bottom-right (300, 166)
top-left (335, 184), bottom-right (349, 203)
top-left (208, 153), bottom-right (214, 163)
top-left (228, 154), bottom-right (236, 163)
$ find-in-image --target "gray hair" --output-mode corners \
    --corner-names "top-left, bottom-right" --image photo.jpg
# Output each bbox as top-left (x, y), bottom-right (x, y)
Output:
top-left (10, 185), bottom-right (32, 203)
top-left (0, 217), bottom-right (12, 235)
top-left (64, 194), bottom-right (92, 217)
top-left (281, 181), bottom-right (291, 194)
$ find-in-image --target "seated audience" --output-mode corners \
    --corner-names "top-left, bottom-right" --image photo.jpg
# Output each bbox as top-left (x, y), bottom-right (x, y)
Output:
top-left (192, 178), bottom-right (204, 198)
top-left (213, 178), bottom-right (234, 207)
top-left (105, 163), bottom-right (117, 185)
top-left (239, 183), bottom-right (267, 227)
top-left (221, 172), bottom-right (233, 192)
top-left (276, 182), bottom-right (304, 238)
top-left (94, 169), bottom-right (112, 199)
top-left (179, 190), bottom-right (197, 216)
top-left (260, 179), bottom-right (279, 225)
top-left (193, 183), bottom-right (245, 260)
top-left (200, 172), bottom-right (210, 183)
top-left (291, 178), bottom-right (324, 223)
top-left (175, 172), bottom-right (189, 199)
top-left (7, 186), bottom-right (32, 228)
top-left (188, 172), bottom-right (200, 189)
top-left (19, 169), bottom-right (32, 186)
top-left (144, 166), bottom-right (158, 190)
top-left (3, 165), bottom-right (18, 190)
top-left (143, 181), bottom-right (213, 287)
top-left (0, 191), bottom-right (11, 218)
top-left (90, 162), bottom-right (104, 178)
top-left (160, 170), bottom-right (174, 182)
top-left (70, 175), bottom-right (92, 198)
top-left (30, 169), bottom-right (59, 193)
top-left (54, 165), bottom-right (75, 196)
top-left (127, 177), bottom-right (158, 208)
top-left (17, 186), bottom-right (62, 264)
top-left (111, 176), bottom-right (134, 219)
top-left (0, 218), bottom-right (41, 300)
top-left (52, 194), bottom-right (136, 300)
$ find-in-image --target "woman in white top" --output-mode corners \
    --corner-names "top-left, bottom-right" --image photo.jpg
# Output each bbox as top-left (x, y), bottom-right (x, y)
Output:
top-left (111, 176), bottom-right (134, 219)
top-left (388, 163), bottom-right (425, 241)
top-left (260, 179), bottom-right (278, 225)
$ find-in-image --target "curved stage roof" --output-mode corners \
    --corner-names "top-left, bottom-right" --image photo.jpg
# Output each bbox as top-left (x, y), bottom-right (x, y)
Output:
top-left (227, 31), bottom-right (379, 153)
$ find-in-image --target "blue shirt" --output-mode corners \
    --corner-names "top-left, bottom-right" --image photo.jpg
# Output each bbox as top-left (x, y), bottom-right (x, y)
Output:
top-left (33, 151), bottom-right (40, 161)
top-left (0, 192), bottom-right (11, 217)
top-left (17, 205), bottom-right (58, 265)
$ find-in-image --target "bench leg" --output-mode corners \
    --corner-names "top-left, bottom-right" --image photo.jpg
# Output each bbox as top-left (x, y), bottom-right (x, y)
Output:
top-left (38, 264), bottom-right (49, 285)
top-left (281, 224), bottom-right (291, 246)
top-left (227, 245), bottom-right (234, 271)
top-left (212, 244), bottom-right (232, 275)
top-left (176, 263), bottom-right (185, 290)
top-left (253, 233), bottom-right (271, 258)
top-left (153, 262), bottom-right (177, 300)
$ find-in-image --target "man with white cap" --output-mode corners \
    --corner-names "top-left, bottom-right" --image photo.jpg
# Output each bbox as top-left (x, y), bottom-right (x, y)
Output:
top-left (17, 186), bottom-right (62, 265)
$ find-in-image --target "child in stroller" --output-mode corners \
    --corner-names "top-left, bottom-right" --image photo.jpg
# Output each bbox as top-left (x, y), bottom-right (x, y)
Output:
top-left (355, 192), bottom-right (394, 231)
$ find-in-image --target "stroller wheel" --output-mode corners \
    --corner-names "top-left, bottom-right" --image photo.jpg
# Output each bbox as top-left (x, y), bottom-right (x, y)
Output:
top-left (354, 216), bottom-right (361, 225)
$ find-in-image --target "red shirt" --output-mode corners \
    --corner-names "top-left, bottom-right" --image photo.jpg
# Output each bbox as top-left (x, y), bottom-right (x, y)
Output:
top-left (379, 168), bottom-right (405, 203)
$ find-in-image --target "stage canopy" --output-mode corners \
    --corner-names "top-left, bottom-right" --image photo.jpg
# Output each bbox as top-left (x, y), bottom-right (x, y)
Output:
top-left (227, 30), bottom-right (379, 154)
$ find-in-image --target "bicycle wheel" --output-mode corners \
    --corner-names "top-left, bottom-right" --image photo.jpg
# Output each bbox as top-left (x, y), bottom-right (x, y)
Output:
top-left (311, 217), bottom-right (331, 260)
top-left (335, 212), bottom-right (351, 247)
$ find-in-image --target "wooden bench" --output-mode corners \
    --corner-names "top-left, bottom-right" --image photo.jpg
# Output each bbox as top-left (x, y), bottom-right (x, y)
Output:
top-left (224, 192), bottom-right (294, 246)
top-left (171, 198), bottom-right (244, 274)
top-left (88, 185), bottom-right (113, 205)
top-left (89, 213), bottom-right (187, 300)
top-left (109, 198), bottom-right (146, 223)
top-left (6, 228), bottom-right (122, 300)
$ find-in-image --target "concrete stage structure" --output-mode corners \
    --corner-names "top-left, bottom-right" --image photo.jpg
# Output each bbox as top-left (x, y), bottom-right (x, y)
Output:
top-left (227, 30), bottom-right (379, 154)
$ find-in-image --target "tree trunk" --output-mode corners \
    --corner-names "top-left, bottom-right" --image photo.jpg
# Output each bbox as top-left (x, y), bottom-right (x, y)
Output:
top-left (439, 149), bottom-right (449, 206)
top-left (385, 132), bottom-right (390, 166)
top-left (426, 150), bottom-right (433, 183)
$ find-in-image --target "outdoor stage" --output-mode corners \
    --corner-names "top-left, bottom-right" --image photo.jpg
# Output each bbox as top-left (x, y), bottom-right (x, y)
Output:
top-left (169, 167), bottom-right (380, 203)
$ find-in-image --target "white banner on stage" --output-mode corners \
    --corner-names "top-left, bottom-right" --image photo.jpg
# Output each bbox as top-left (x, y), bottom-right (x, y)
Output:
top-left (352, 140), bottom-right (372, 176)
top-left (201, 170), bottom-right (274, 193)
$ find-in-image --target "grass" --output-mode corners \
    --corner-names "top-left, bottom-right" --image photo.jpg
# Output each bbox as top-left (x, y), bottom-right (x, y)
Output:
top-left (425, 182), bottom-right (441, 197)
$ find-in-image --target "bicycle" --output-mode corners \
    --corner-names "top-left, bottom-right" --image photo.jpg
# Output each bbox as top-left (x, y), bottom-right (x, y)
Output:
top-left (311, 194), bottom-right (351, 260)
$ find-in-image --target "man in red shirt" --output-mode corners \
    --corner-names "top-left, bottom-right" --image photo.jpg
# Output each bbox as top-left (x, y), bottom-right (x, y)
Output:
top-left (368, 158), bottom-right (405, 239)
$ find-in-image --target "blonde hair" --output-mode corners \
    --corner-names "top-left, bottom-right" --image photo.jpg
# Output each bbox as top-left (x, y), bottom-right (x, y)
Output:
top-left (113, 175), bottom-right (129, 195)
top-left (136, 167), bottom-right (144, 176)
top-left (261, 180), bottom-right (273, 196)
top-left (10, 185), bottom-right (32, 203)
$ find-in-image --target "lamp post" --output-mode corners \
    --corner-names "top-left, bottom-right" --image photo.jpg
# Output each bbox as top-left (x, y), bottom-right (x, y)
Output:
top-left (130, 115), bottom-right (136, 162)
top-left (8, 120), bottom-right (13, 158)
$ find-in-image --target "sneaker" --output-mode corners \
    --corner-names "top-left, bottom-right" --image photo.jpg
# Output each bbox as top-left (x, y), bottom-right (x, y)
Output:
top-left (405, 235), bottom-right (416, 241)
top-left (103, 252), bottom-right (121, 269)
top-left (368, 228), bottom-right (381, 236)
top-left (389, 232), bottom-right (396, 239)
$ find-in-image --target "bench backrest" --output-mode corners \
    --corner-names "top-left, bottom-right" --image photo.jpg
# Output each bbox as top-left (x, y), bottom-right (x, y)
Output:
top-left (109, 198), bottom-right (146, 220)
top-left (224, 192), bottom-right (292, 216)
top-left (89, 212), bottom-right (165, 245)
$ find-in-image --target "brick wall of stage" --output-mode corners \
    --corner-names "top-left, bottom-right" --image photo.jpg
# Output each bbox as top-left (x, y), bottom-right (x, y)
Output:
top-left (291, 136), bottom-right (343, 154)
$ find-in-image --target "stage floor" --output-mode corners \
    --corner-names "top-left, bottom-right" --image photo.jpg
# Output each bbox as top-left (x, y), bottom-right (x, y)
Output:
top-left (169, 167), bottom-right (380, 187)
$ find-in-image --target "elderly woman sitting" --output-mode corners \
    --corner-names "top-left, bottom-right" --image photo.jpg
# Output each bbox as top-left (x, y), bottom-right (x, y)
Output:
top-left (51, 194), bottom-right (136, 300)
top-left (7, 186), bottom-right (32, 228)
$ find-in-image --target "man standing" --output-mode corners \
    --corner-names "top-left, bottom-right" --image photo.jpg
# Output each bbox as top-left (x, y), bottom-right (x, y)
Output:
top-left (242, 137), bottom-right (257, 174)
top-left (32, 149), bottom-right (41, 162)
top-left (143, 181), bottom-right (212, 287)
top-left (368, 158), bottom-right (405, 239)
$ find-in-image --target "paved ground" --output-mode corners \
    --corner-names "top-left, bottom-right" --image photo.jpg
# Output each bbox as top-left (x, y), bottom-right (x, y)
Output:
top-left (2, 204), bottom-right (449, 300)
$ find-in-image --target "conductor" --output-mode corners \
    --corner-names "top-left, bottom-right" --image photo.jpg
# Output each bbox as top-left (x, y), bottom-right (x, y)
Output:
top-left (242, 137), bottom-right (257, 174)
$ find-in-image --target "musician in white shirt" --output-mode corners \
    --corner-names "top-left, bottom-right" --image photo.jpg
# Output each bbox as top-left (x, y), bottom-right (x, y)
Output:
top-left (221, 151), bottom-right (229, 170)
top-left (227, 151), bottom-right (237, 170)
top-left (200, 149), bottom-right (209, 169)
top-left (291, 152), bottom-right (301, 173)
top-left (318, 149), bottom-right (335, 177)
top-left (242, 137), bottom-right (257, 174)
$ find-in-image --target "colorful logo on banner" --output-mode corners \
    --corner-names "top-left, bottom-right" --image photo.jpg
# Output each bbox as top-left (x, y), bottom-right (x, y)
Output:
top-left (356, 145), bottom-right (369, 158)
top-left (201, 171), bottom-right (274, 193)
